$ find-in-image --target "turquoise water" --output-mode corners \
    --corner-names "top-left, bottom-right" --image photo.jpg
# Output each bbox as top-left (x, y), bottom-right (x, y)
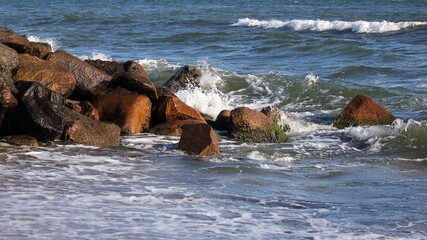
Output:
top-left (0, 0), bottom-right (426, 239)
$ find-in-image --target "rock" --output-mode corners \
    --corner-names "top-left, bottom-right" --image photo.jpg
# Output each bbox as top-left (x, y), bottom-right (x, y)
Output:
top-left (333, 94), bottom-right (396, 129)
top-left (229, 107), bottom-right (288, 143)
top-left (0, 26), bottom-right (30, 52)
top-left (0, 43), bottom-right (19, 93)
top-left (111, 73), bottom-right (158, 101)
top-left (85, 59), bottom-right (125, 77)
top-left (152, 96), bottom-right (206, 126)
top-left (3, 135), bottom-right (39, 147)
top-left (178, 122), bottom-right (220, 156)
top-left (94, 93), bottom-right (152, 134)
top-left (214, 110), bottom-right (231, 131)
top-left (24, 41), bottom-right (52, 59)
top-left (124, 60), bottom-right (149, 79)
top-left (148, 119), bottom-right (205, 136)
top-left (261, 106), bottom-right (290, 132)
top-left (79, 101), bottom-right (99, 121)
top-left (0, 87), bottom-right (18, 126)
top-left (2, 82), bottom-right (65, 141)
top-left (155, 84), bottom-right (176, 98)
top-left (62, 108), bottom-right (120, 147)
top-left (163, 65), bottom-right (202, 92)
top-left (47, 50), bottom-right (113, 99)
top-left (14, 54), bottom-right (77, 97)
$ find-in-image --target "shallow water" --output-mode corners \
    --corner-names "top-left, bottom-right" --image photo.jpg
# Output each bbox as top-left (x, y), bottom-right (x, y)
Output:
top-left (0, 0), bottom-right (426, 239)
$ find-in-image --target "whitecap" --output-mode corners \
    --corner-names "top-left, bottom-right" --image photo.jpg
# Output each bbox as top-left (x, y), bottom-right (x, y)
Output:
top-left (232, 18), bottom-right (427, 33)
top-left (27, 35), bottom-right (61, 51)
top-left (79, 52), bottom-right (113, 61)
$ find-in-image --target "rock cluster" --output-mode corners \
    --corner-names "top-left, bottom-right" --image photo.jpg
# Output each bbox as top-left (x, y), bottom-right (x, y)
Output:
top-left (0, 26), bottom-right (397, 157)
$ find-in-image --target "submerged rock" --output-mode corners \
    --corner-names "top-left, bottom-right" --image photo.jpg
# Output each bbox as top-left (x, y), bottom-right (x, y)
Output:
top-left (14, 54), bottom-right (77, 97)
top-left (163, 65), bottom-right (202, 92)
top-left (47, 50), bottom-right (113, 99)
top-left (178, 122), bottom-right (220, 156)
top-left (152, 96), bottom-right (205, 126)
top-left (228, 107), bottom-right (288, 143)
top-left (0, 26), bottom-right (30, 52)
top-left (333, 94), bottom-right (396, 129)
top-left (94, 93), bottom-right (152, 135)
top-left (3, 135), bottom-right (39, 147)
top-left (62, 108), bottom-right (120, 147)
top-left (148, 119), bottom-right (205, 136)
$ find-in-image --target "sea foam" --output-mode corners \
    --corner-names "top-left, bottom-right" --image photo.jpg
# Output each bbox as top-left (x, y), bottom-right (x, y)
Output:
top-left (27, 35), bottom-right (61, 51)
top-left (232, 18), bottom-right (427, 33)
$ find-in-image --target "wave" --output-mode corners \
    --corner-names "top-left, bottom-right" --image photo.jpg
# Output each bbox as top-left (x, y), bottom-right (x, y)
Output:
top-left (27, 35), bottom-right (61, 51)
top-left (232, 18), bottom-right (427, 33)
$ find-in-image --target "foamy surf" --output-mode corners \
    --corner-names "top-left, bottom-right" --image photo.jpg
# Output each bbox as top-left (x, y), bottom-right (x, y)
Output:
top-left (232, 18), bottom-right (427, 33)
top-left (27, 35), bottom-right (61, 51)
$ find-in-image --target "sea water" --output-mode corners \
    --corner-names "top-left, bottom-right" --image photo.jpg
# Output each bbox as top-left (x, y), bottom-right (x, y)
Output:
top-left (0, 0), bottom-right (426, 239)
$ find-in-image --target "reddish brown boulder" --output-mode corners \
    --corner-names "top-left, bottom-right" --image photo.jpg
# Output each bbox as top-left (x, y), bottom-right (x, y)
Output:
top-left (214, 110), bottom-right (231, 131)
top-left (47, 50), bottom-right (113, 99)
top-left (0, 26), bottom-right (30, 52)
top-left (148, 119), bottom-right (205, 136)
top-left (94, 93), bottom-right (152, 134)
top-left (163, 65), bottom-right (202, 92)
top-left (124, 61), bottom-right (149, 79)
top-left (229, 107), bottom-right (288, 143)
top-left (0, 43), bottom-right (19, 93)
top-left (333, 94), bottom-right (396, 129)
top-left (62, 108), bottom-right (120, 147)
top-left (153, 96), bottom-right (206, 126)
top-left (14, 54), bottom-right (76, 97)
top-left (178, 122), bottom-right (220, 156)
top-left (3, 135), bottom-right (39, 147)
top-left (24, 41), bottom-right (52, 59)
top-left (0, 87), bottom-right (18, 126)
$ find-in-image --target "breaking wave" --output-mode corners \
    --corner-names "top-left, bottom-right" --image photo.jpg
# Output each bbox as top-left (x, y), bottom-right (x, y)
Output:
top-left (232, 18), bottom-right (427, 33)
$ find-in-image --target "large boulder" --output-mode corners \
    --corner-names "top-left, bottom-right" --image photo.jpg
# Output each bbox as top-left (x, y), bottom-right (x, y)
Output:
top-left (62, 108), bottom-right (120, 147)
top-left (14, 54), bottom-right (77, 97)
top-left (0, 43), bottom-right (19, 93)
top-left (178, 122), bottom-right (220, 156)
top-left (24, 41), bottom-right (52, 59)
top-left (94, 93), bottom-right (152, 134)
top-left (333, 94), bottom-right (396, 129)
top-left (85, 59), bottom-right (125, 77)
top-left (163, 65), bottom-right (202, 92)
top-left (152, 96), bottom-right (206, 126)
top-left (1, 82), bottom-right (65, 141)
top-left (214, 109), bottom-right (231, 131)
top-left (47, 50), bottom-right (113, 99)
top-left (0, 26), bottom-right (30, 52)
top-left (228, 107), bottom-right (288, 143)
top-left (148, 119), bottom-right (205, 136)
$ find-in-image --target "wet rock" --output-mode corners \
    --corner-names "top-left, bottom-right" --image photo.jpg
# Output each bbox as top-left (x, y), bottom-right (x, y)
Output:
top-left (24, 41), bottom-right (52, 59)
top-left (152, 96), bottom-right (205, 126)
top-left (163, 65), bottom-right (202, 92)
top-left (14, 54), bottom-right (77, 97)
top-left (62, 108), bottom-right (120, 147)
top-left (333, 94), bottom-right (396, 129)
top-left (214, 110), bottom-right (231, 131)
top-left (155, 84), bottom-right (176, 98)
top-left (0, 87), bottom-right (18, 126)
top-left (85, 59), bottom-right (125, 77)
top-left (229, 107), bottom-right (288, 143)
top-left (2, 82), bottom-right (65, 141)
top-left (124, 60), bottom-right (149, 79)
top-left (3, 135), bottom-right (39, 147)
top-left (94, 93), bottom-right (152, 134)
top-left (0, 43), bottom-right (19, 93)
top-left (79, 101), bottom-right (100, 121)
top-left (261, 106), bottom-right (290, 132)
top-left (0, 26), bottom-right (30, 52)
top-left (148, 119), bottom-right (205, 136)
top-left (178, 122), bottom-right (220, 156)
top-left (47, 50), bottom-right (113, 99)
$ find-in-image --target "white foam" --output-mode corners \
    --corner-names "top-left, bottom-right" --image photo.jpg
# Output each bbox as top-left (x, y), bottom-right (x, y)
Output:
top-left (136, 58), bottom-right (180, 73)
top-left (27, 35), bottom-right (61, 51)
top-left (79, 52), bottom-right (113, 61)
top-left (304, 73), bottom-right (319, 87)
top-left (232, 18), bottom-right (427, 33)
